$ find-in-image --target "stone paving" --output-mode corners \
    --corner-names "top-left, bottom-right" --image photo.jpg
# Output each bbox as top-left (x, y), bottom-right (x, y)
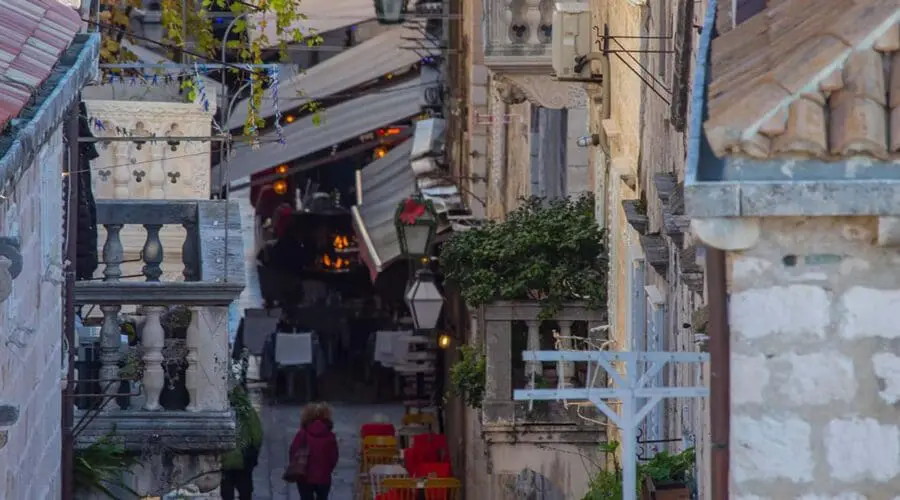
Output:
top-left (251, 401), bottom-right (404, 500)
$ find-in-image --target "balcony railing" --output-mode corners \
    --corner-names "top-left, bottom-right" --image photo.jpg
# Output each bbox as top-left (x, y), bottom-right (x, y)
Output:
top-left (483, 0), bottom-right (567, 72)
top-left (73, 200), bottom-right (244, 453)
top-left (480, 301), bottom-right (607, 431)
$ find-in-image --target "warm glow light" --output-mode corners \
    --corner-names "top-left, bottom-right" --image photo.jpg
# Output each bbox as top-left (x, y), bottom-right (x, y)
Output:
top-left (333, 235), bottom-right (350, 250)
top-left (276, 165), bottom-right (289, 175)
top-left (438, 334), bottom-right (451, 349)
top-left (273, 179), bottom-right (288, 195)
top-left (321, 253), bottom-right (352, 271)
top-left (374, 146), bottom-right (388, 159)
top-left (376, 127), bottom-right (402, 137)
top-left (285, 115), bottom-right (295, 123)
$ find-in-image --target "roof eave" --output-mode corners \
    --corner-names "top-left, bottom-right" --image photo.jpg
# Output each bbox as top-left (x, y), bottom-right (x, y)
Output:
top-left (0, 33), bottom-right (100, 188)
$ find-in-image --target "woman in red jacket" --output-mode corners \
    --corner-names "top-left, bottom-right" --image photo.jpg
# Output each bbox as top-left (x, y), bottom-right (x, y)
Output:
top-left (289, 403), bottom-right (340, 500)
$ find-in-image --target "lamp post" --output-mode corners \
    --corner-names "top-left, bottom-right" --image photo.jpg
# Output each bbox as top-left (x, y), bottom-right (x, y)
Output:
top-left (395, 194), bottom-right (438, 258)
top-left (374, 0), bottom-right (408, 24)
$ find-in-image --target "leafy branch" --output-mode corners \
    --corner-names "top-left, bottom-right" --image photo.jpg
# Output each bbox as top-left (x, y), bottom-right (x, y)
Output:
top-left (97, 0), bottom-right (324, 135)
top-left (440, 194), bottom-right (608, 319)
top-left (448, 344), bottom-right (486, 409)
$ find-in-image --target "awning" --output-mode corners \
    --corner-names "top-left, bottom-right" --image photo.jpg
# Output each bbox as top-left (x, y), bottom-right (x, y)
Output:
top-left (122, 42), bottom-right (223, 94)
top-left (248, 0), bottom-right (374, 50)
top-left (227, 27), bottom-right (434, 130)
top-left (352, 118), bottom-right (470, 281)
top-left (215, 77), bottom-right (424, 185)
top-left (351, 140), bottom-right (416, 281)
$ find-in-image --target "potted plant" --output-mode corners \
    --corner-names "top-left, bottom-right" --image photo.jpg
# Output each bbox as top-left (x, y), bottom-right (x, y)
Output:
top-left (638, 448), bottom-right (695, 500)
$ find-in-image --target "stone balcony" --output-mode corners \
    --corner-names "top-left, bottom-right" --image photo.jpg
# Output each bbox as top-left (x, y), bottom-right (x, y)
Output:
top-left (73, 199), bottom-right (244, 455)
top-left (480, 301), bottom-right (607, 444)
top-left (483, 0), bottom-right (588, 73)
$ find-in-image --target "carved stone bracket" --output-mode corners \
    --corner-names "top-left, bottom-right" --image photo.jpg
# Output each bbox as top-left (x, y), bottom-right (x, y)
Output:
top-left (494, 74), bottom-right (588, 109)
top-left (691, 218), bottom-right (761, 251)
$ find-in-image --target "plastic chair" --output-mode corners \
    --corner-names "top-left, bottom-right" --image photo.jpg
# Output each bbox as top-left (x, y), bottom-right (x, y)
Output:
top-left (363, 448), bottom-right (400, 473)
top-left (361, 422), bottom-right (397, 438)
top-left (364, 435), bottom-right (398, 449)
top-left (380, 478), bottom-right (419, 500)
top-left (423, 477), bottom-right (461, 500)
top-left (402, 412), bottom-right (436, 428)
top-left (414, 462), bottom-right (452, 479)
top-left (411, 433), bottom-right (450, 463)
top-left (370, 464), bottom-right (410, 499)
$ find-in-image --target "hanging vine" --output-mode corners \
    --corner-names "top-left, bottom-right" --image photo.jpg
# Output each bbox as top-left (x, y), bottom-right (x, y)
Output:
top-left (96, 0), bottom-right (323, 136)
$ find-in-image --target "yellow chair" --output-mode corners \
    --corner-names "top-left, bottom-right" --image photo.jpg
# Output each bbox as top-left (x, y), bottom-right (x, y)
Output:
top-left (423, 477), bottom-right (461, 500)
top-left (402, 412), bottom-right (436, 428)
top-left (363, 435), bottom-right (398, 449)
top-left (382, 477), bottom-right (419, 500)
top-left (360, 449), bottom-right (401, 499)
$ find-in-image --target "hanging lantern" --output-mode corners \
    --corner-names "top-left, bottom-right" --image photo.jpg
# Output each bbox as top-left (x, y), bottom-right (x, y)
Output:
top-left (394, 194), bottom-right (437, 257)
top-left (374, 0), bottom-right (407, 24)
top-left (405, 268), bottom-right (444, 331)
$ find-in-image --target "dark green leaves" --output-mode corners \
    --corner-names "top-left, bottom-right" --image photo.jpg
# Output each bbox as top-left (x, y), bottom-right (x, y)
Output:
top-left (441, 193), bottom-right (608, 318)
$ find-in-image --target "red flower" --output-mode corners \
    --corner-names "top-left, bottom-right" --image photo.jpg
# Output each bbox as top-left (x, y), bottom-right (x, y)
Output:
top-left (399, 198), bottom-right (426, 224)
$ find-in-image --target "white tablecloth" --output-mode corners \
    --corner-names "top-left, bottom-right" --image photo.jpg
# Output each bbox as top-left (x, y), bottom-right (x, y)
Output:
top-left (368, 464), bottom-right (409, 498)
top-left (374, 330), bottom-right (412, 366)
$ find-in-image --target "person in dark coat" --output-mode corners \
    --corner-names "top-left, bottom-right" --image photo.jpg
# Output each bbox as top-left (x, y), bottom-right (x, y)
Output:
top-left (289, 403), bottom-right (339, 500)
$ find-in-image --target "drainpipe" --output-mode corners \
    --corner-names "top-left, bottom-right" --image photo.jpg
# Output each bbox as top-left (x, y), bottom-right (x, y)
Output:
top-left (706, 247), bottom-right (729, 500)
top-left (61, 102), bottom-right (80, 500)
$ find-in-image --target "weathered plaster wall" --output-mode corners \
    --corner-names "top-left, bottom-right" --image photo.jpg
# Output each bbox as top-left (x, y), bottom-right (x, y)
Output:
top-left (0, 126), bottom-right (66, 499)
top-left (504, 100), bottom-right (532, 210)
top-left (728, 216), bottom-right (900, 498)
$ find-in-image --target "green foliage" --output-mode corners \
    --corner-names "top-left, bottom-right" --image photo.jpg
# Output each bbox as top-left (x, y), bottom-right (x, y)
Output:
top-left (448, 344), bottom-right (486, 409)
top-left (582, 442), bottom-right (695, 499)
top-left (440, 194), bottom-right (608, 319)
top-left (222, 386), bottom-right (264, 470)
top-left (639, 447), bottom-right (695, 485)
top-left (74, 433), bottom-right (140, 498)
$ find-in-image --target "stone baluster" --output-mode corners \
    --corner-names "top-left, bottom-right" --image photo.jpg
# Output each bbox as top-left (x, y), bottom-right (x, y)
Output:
top-left (102, 224), bottom-right (124, 281)
top-left (148, 158), bottom-right (166, 199)
top-left (184, 307), bottom-right (230, 411)
top-left (112, 143), bottom-right (131, 199)
top-left (525, 320), bottom-right (540, 386)
top-left (141, 306), bottom-right (166, 410)
top-left (557, 320), bottom-right (575, 387)
top-left (523, 0), bottom-right (543, 45)
top-left (507, 0), bottom-right (527, 43)
top-left (142, 224), bottom-right (164, 281)
top-left (184, 307), bottom-right (201, 412)
top-left (182, 221), bottom-right (198, 281)
top-left (99, 305), bottom-right (122, 410)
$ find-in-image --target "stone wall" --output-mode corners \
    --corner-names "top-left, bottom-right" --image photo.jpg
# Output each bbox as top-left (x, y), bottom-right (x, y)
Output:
top-left (0, 126), bottom-right (66, 499)
top-left (728, 216), bottom-right (900, 498)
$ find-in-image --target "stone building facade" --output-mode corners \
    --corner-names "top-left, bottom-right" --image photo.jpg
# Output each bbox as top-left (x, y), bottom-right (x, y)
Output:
top-left (0, 9), bottom-right (100, 498)
top-left (687, 0), bottom-right (900, 497)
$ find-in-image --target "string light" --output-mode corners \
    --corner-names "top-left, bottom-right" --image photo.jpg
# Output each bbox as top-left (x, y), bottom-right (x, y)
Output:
top-left (276, 165), bottom-right (289, 175)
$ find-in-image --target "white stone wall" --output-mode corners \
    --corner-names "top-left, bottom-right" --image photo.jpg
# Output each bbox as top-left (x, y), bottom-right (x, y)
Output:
top-left (0, 126), bottom-right (66, 499)
top-left (728, 216), bottom-right (900, 498)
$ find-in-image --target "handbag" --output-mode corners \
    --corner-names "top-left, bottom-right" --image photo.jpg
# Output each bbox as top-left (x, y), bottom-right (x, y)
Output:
top-left (282, 438), bottom-right (310, 483)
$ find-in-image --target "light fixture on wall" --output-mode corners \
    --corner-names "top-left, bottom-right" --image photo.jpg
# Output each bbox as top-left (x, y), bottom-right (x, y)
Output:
top-left (273, 179), bottom-right (288, 195)
top-left (405, 268), bottom-right (444, 331)
top-left (437, 332), bottom-right (452, 349)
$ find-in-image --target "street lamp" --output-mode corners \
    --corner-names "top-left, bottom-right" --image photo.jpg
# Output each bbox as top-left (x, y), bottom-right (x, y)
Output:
top-left (405, 268), bottom-right (444, 331)
top-left (374, 0), bottom-right (408, 24)
top-left (394, 194), bottom-right (438, 257)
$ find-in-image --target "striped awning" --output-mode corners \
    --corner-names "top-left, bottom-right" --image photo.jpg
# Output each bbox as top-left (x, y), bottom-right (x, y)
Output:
top-left (248, 0), bottom-right (374, 49)
top-left (351, 140), bottom-right (416, 281)
top-left (215, 77), bottom-right (423, 185)
top-left (227, 27), bottom-right (434, 130)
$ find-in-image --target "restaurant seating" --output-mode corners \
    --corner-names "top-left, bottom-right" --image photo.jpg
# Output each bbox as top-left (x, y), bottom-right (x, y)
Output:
top-left (361, 422), bottom-right (397, 438)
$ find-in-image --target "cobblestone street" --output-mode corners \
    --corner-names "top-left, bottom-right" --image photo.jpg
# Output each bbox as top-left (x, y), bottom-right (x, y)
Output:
top-left (251, 401), bottom-right (404, 500)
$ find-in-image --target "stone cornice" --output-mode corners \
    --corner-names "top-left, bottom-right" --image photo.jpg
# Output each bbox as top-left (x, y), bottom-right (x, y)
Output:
top-left (494, 74), bottom-right (588, 110)
top-left (85, 99), bottom-right (213, 122)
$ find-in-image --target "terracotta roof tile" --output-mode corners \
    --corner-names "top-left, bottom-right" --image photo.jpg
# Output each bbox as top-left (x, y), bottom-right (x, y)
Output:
top-left (703, 0), bottom-right (900, 160)
top-left (0, 0), bottom-right (81, 130)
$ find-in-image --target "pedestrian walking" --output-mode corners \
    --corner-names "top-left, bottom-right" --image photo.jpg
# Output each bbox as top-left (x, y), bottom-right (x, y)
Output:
top-left (285, 402), bottom-right (339, 500)
top-left (220, 386), bottom-right (263, 500)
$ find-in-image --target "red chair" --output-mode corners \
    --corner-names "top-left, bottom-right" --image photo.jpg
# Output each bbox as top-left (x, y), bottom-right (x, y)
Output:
top-left (361, 422), bottom-right (397, 438)
top-left (414, 462), bottom-right (452, 479)
top-left (403, 447), bottom-right (423, 475)
top-left (411, 433), bottom-right (450, 463)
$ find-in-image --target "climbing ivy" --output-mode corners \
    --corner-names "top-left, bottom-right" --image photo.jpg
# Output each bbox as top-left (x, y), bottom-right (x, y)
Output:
top-left (448, 344), bottom-right (486, 409)
top-left (440, 194), bottom-right (608, 319)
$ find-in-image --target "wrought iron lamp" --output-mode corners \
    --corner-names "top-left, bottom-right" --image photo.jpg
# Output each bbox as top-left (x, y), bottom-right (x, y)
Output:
top-left (374, 0), bottom-right (407, 24)
top-left (405, 268), bottom-right (444, 331)
top-left (394, 194), bottom-right (437, 257)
